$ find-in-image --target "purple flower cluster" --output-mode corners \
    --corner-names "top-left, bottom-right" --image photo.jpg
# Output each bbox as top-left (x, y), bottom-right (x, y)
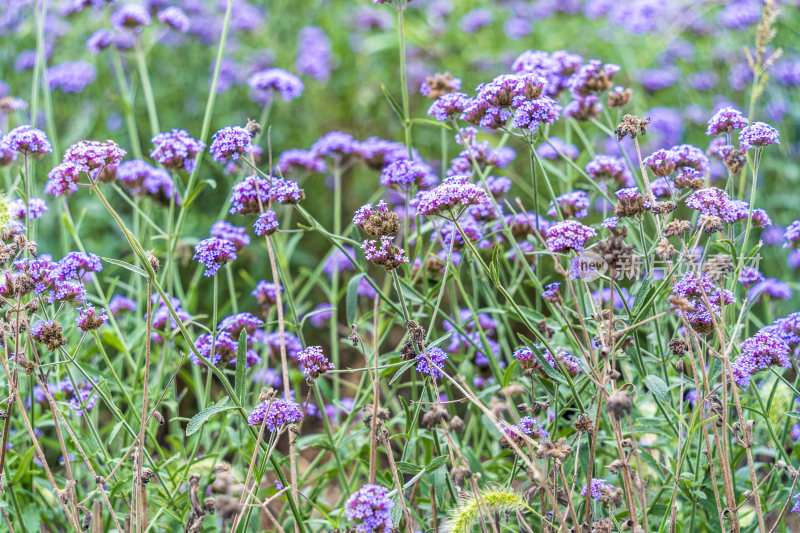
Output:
top-left (296, 26), bottom-right (333, 81)
top-left (47, 61), bottom-right (97, 93)
top-left (548, 190), bottom-right (590, 219)
top-left (345, 484), bottom-right (394, 533)
top-left (209, 126), bottom-right (252, 162)
top-left (254, 210), bottom-right (279, 236)
top-left (252, 280), bottom-right (282, 306)
top-left (109, 295), bottom-right (137, 316)
top-left (581, 478), bottom-right (615, 500)
top-left (115, 159), bottom-right (178, 204)
top-left (210, 221), bottom-right (250, 250)
top-left (9, 198), bottom-right (47, 220)
top-left (784, 221), bottom-right (800, 249)
top-left (518, 416), bottom-right (549, 439)
top-left (157, 7), bottom-right (190, 33)
top-left (585, 155), bottom-right (635, 188)
top-left (76, 304), bottom-right (107, 332)
top-left (706, 107), bottom-right (748, 136)
top-left (379, 159), bottom-right (436, 189)
top-left (64, 140), bottom-right (126, 171)
top-left (412, 176), bottom-right (488, 216)
top-left (111, 3), bottom-right (151, 30)
top-left (248, 68), bottom-right (304, 103)
top-left (545, 220), bottom-right (596, 253)
top-left (150, 129), bottom-right (205, 172)
top-left (739, 122), bottom-right (779, 150)
top-left (415, 347), bottom-right (448, 380)
top-left (732, 331), bottom-right (791, 389)
top-left (361, 236), bottom-right (408, 270)
top-left (542, 282), bottom-right (561, 302)
top-left (298, 346), bottom-right (334, 379)
top-left (193, 237), bottom-right (237, 276)
top-left (248, 398), bottom-right (303, 429)
top-left (512, 346), bottom-right (583, 377)
top-left (4, 125), bottom-right (52, 156)
top-left (229, 175), bottom-right (304, 215)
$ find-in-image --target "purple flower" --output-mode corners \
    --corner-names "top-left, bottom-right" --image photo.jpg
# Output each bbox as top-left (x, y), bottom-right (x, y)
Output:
top-left (542, 282), bottom-right (560, 302)
top-left (323, 247), bottom-right (356, 276)
top-left (306, 304), bottom-right (333, 328)
top-left (157, 7), bottom-right (190, 33)
top-left (567, 59), bottom-right (620, 98)
top-left (108, 295), bottom-right (137, 316)
top-left (64, 140), bottom-right (126, 170)
top-left (548, 190), bottom-right (589, 219)
top-left (415, 347), bottom-right (448, 380)
top-left (585, 155), bottom-right (634, 187)
top-left (345, 484), bottom-right (394, 533)
top-left (76, 304), bottom-right (107, 332)
top-left (511, 96), bottom-right (561, 130)
top-left (193, 237), bottom-right (237, 276)
top-left (254, 210), bottom-right (279, 236)
top-left (545, 220), bottom-right (596, 253)
top-left (219, 312), bottom-right (264, 339)
top-left (643, 149), bottom-right (678, 177)
top-left (298, 346), bottom-right (334, 379)
top-left (150, 129), bottom-right (205, 172)
top-left (738, 266), bottom-right (763, 286)
top-left (362, 236), bottom-right (408, 270)
top-left (210, 221), bottom-right (250, 250)
top-left (518, 416), bottom-right (548, 439)
top-left (252, 280), bottom-right (282, 306)
top-left (296, 26), bottom-right (333, 81)
top-left (57, 251), bottom-right (103, 280)
top-left (47, 61), bottom-right (97, 93)
top-left (739, 122), bottom-right (780, 150)
top-left (749, 278), bottom-right (792, 302)
top-left (276, 149), bottom-right (325, 174)
top-left (311, 131), bottom-right (359, 159)
top-left (639, 67), bottom-right (679, 92)
top-left (379, 159), bottom-right (436, 189)
top-left (581, 479), bottom-right (615, 500)
top-left (732, 330), bottom-right (791, 389)
top-left (412, 176), bottom-right (488, 216)
top-left (9, 198), bottom-right (47, 220)
top-left (537, 137), bottom-right (578, 160)
top-left (111, 4), bottom-right (152, 30)
top-left (5, 125), bottom-right (52, 156)
top-left (248, 398), bottom-right (303, 429)
top-left (427, 92), bottom-right (469, 121)
top-left (706, 106), bottom-right (748, 136)
top-left (86, 29), bottom-right (112, 54)
top-left (460, 8), bottom-right (492, 33)
top-left (209, 126), bottom-right (252, 162)
top-left (248, 68), bottom-right (304, 103)
top-left (784, 221), bottom-right (800, 249)
top-left (686, 187), bottom-right (734, 220)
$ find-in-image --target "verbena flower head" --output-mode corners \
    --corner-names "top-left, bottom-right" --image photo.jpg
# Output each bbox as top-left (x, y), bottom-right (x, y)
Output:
top-left (548, 190), bottom-right (589, 219)
top-left (581, 478), bottom-right (615, 500)
top-left (412, 176), bottom-right (488, 216)
top-left (353, 201), bottom-right (399, 237)
top-left (296, 25), bottom-right (333, 81)
top-left (511, 96), bottom-right (561, 129)
top-left (210, 221), bottom-right (250, 250)
top-left (643, 149), bottom-right (678, 177)
top-left (157, 6), bottom-right (190, 32)
top-left (586, 154), bottom-right (635, 187)
top-left (427, 92), bottom-right (469, 121)
top-left (706, 106), bottom-right (748, 136)
top-left (277, 149), bottom-right (326, 174)
top-left (111, 3), bottom-right (151, 30)
top-left (64, 140), bottom-right (126, 170)
top-left (739, 121), bottom-right (779, 150)
top-left (57, 251), bottom-right (103, 280)
top-left (248, 68), bottom-right (304, 103)
top-left (345, 484), bottom-right (394, 533)
top-left (9, 198), bottom-right (47, 220)
top-left (193, 237), bottom-right (237, 276)
top-left (209, 126), bottom-right (252, 162)
top-left (47, 61), bottom-right (97, 93)
top-left (542, 282), bottom-right (560, 302)
top-left (545, 220), bottom-right (596, 253)
top-left (670, 144), bottom-right (710, 174)
top-left (76, 304), bottom-right (107, 332)
top-left (738, 266), bottom-right (763, 286)
top-left (298, 346), bottom-right (334, 380)
top-left (150, 129), bottom-right (205, 172)
top-left (5, 125), bottom-right (52, 156)
top-left (568, 59), bottom-right (620, 97)
top-left (686, 187), bottom-right (734, 220)
top-left (108, 295), bottom-right (137, 316)
top-left (362, 236), bottom-right (408, 271)
top-left (254, 210), bottom-right (279, 236)
top-left (415, 347), bottom-right (448, 380)
top-left (248, 398), bottom-right (303, 429)
top-left (252, 280), bottom-right (282, 306)
top-left (219, 312), bottom-right (264, 339)
top-left (732, 330), bottom-right (791, 388)
top-left (518, 416), bottom-right (548, 439)
top-left (784, 220), bottom-right (800, 249)
top-left (86, 29), bottom-right (112, 54)
top-left (749, 278), bottom-right (793, 301)
top-left (379, 159), bottom-right (436, 189)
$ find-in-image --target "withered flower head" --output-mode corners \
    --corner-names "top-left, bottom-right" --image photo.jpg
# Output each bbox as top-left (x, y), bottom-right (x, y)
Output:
top-left (668, 338), bottom-right (689, 356)
top-left (615, 114), bottom-right (649, 141)
top-left (606, 389), bottom-right (632, 419)
top-left (536, 437), bottom-right (573, 462)
top-left (608, 86), bottom-right (633, 108)
top-left (573, 412), bottom-right (593, 434)
top-left (703, 254), bottom-right (734, 282)
top-left (421, 404), bottom-right (451, 428)
top-left (664, 220), bottom-right (692, 238)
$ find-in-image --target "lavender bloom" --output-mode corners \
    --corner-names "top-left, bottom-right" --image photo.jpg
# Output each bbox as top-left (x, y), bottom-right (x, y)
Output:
top-left (47, 61), bottom-right (97, 93)
top-left (86, 29), bottom-right (112, 54)
top-left (311, 131), bottom-right (359, 159)
top-left (248, 398), bottom-right (303, 429)
top-left (545, 220), bottom-right (596, 253)
top-left (248, 68), bottom-right (304, 103)
top-left (643, 149), bottom-right (677, 177)
top-left (412, 176), bottom-right (488, 216)
top-left (581, 479), bottom-right (615, 500)
top-left (738, 266), bottom-right (763, 286)
top-left (415, 347), bottom-right (448, 380)
top-left (57, 251), bottom-right (103, 280)
top-left (306, 304), bottom-right (333, 328)
top-left (511, 96), bottom-right (561, 130)
top-left (362, 236), bottom-right (408, 271)
top-left (5, 125), bottom-right (52, 156)
top-left (380, 159), bottom-right (436, 189)
top-left (210, 221), bottom-right (250, 250)
top-left (548, 191), bottom-right (589, 219)
top-left (537, 137), bottom-right (577, 160)
top-left (252, 280), bottom-right (282, 306)
top-left (209, 126), bottom-right (252, 162)
top-left (345, 485), bottom-right (394, 533)
top-left (193, 237), bottom-right (237, 276)
top-left (254, 210), bottom-right (279, 236)
top-left (277, 149), bottom-right (326, 174)
top-left (739, 121), bottom-right (780, 150)
top-left (518, 416), bottom-right (548, 439)
top-left (686, 187), bottom-right (735, 221)
top-left (749, 278), bottom-right (793, 302)
top-left (64, 140), bottom-right (126, 170)
top-left (157, 6), bottom-right (190, 32)
top-left (688, 71), bottom-right (718, 91)
top-left (323, 247), bottom-right (355, 276)
top-left (219, 312), bottom-right (264, 338)
top-left (706, 107), bottom-right (748, 136)
top-left (111, 3), bottom-right (151, 30)
top-left (460, 8), bottom-right (492, 33)
top-left (9, 198), bottom-right (47, 220)
top-left (585, 155), bottom-right (634, 187)
top-left (732, 330), bottom-right (790, 388)
top-left (427, 92), bottom-right (469, 121)
top-left (785, 221), bottom-right (800, 249)
top-left (150, 129), bottom-right (205, 172)
top-left (108, 295), bottom-right (137, 316)
top-left (542, 282), bottom-right (560, 302)
top-left (639, 67), bottom-right (679, 92)
top-left (76, 304), bottom-right (107, 332)
top-left (229, 175), bottom-right (270, 215)
top-left (568, 59), bottom-right (620, 98)
top-left (298, 346), bottom-right (334, 379)
top-left (296, 26), bottom-right (333, 81)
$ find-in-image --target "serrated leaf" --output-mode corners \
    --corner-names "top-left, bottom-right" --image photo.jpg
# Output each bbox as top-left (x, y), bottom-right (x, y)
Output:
top-left (102, 257), bottom-right (147, 277)
top-left (425, 455), bottom-right (447, 473)
top-left (11, 446), bottom-right (35, 484)
top-left (643, 375), bottom-right (669, 404)
top-left (346, 273), bottom-right (366, 325)
top-left (235, 330), bottom-right (247, 400)
top-left (395, 461), bottom-right (423, 474)
top-left (186, 403), bottom-right (235, 436)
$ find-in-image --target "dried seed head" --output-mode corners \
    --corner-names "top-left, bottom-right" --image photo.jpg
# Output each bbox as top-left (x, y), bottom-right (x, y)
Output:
top-left (608, 87), bottom-right (633, 108)
top-left (615, 114), bottom-right (649, 141)
top-left (537, 319), bottom-right (555, 339)
top-left (422, 72), bottom-right (462, 100)
top-left (606, 458), bottom-right (626, 474)
top-left (451, 465), bottom-right (472, 489)
top-left (400, 339), bottom-right (415, 361)
top-left (536, 437), bottom-right (573, 462)
top-left (14, 272), bottom-right (34, 296)
top-left (449, 415), bottom-right (465, 433)
top-left (362, 405), bottom-right (390, 428)
top-left (723, 148), bottom-right (747, 174)
top-left (663, 220), bottom-right (692, 238)
top-left (606, 389), bottom-right (632, 419)
top-left (668, 338), bottom-right (689, 356)
top-left (650, 201), bottom-right (676, 216)
top-left (421, 404), bottom-right (450, 428)
top-left (146, 251), bottom-right (160, 272)
top-left (656, 238), bottom-right (676, 260)
top-left (500, 383), bottom-right (526, 398)
top-left (244, 119), bottom-right (261, 136)
top-left (703, 254), bottom-right (734, 281)
top-left (573, 413), bottom-right (593, 434)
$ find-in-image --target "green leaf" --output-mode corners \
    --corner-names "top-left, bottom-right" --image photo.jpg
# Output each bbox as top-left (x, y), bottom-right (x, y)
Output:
top-left (428, 465), bottom-right (447, 507)
top-left (102, 257), bottom-right (147, 278)
top-left (425, 455), bottom-right (448, 473)
top-left (235, 330), bottom-right (247, 400)
top-left (186, 403), bottom-right (236, 436)
top-left (643, 375), bottom-right (669, 404)
top-left (380, 84), bottom-right (404, 122)
top-left (346, 273), bottom-right (366, 325)
top-left (11, 446), bottom-right (35, 483)
top-left (395, 461), bottom-right (423, 474)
